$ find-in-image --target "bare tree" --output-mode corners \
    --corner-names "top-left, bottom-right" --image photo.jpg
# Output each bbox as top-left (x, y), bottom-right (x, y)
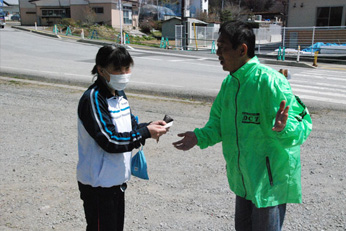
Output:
top-left (242, 0), bottom-right (275, 12)
top-left (83, 6), bottom-right (97, 26)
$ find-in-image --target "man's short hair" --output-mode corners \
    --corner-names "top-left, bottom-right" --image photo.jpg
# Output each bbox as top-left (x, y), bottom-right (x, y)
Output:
top-left (219, 20), bottom-right (255, 58)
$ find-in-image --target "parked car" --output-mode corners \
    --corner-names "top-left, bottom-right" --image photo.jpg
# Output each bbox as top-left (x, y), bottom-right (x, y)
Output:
top-left (11, 14), bottom-right (20, 21)
top-left (0, 15), bottom-right (5, 28)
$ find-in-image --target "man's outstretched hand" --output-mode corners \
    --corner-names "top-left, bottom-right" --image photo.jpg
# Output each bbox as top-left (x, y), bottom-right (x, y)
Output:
top-left (272, 100), bottom-right (289, 132)
top-left (172, 131), bottom-right (198, 151)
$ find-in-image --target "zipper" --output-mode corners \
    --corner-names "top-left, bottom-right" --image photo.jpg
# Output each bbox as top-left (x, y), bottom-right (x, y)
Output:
top-left (233, 75), bottom-right (247, 198)
top-left (266, 156), bottom-right (274, 186)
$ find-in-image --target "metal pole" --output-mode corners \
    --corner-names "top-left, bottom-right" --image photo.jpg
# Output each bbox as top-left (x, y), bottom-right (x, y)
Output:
top-left (193, 22), bottom-right (198, 50)
top-left (157, 0), bottom-right (159, 20)
top-left (282, 27), bottom-right (286, 48)
top-left (18, 0), bottom-right (23, 25)
top-left (138, 0), bottom-right (142, 21)
top-left (181, 0), bottom-right (186, 50)
top-left (311, 26), bottom-right (315, 56)
top-left (119, 0), bottom-right (123, 44)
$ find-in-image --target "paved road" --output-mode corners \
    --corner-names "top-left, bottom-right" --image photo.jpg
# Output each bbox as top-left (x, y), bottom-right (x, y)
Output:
top-left (290, 68), bottom-right (346, 106)
top-left (1, 25), bottom-right (346, 106)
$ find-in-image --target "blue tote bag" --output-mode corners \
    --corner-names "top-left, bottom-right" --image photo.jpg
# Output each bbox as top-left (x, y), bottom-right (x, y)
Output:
top-left (131, 146), bottom-right (149, 180)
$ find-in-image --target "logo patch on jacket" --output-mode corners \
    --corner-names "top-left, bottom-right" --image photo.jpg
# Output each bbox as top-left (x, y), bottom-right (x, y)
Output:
top-left (242, 112), bottom-right (260, 124)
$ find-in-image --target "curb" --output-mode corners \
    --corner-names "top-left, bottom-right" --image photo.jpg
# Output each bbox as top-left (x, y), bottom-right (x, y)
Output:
top-left (12, 25), bottom-right (60, 38)
top-left (77, 38), bottom-right (115, 46)
top-left (32, 30), bottom-right (60, 38)
top-left (261, 59), bottom-right (315, 68)
top-left (0, 70), bottom-right (218, 103)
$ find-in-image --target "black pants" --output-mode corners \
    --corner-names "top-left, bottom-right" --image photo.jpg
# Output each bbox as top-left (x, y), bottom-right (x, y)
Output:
top-left (78, 182), bottom-right (127, 231)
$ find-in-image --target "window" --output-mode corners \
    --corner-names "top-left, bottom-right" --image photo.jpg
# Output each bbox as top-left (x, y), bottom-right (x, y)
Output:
top-left (92, 7), bottom-right (104, 14)
top-left (42, 9), bottom-right (66, 17)
top-left (123, 6), bottom-right (132, 24)
top-left (316, 6), bottom-right (343, 26)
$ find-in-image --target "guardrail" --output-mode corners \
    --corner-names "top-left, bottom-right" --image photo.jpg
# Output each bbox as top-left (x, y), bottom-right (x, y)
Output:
top-left (174, 24), bottom-right (346, 62)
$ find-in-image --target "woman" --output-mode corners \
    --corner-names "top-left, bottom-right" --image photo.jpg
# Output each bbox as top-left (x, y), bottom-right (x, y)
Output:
top-left (77, 45), bottom-right (168, 231)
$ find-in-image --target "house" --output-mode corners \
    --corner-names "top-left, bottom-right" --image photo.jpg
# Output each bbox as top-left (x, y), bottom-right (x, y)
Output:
top-left (283, 0), bottom-right (346, 50)
top-left (161, 16), bottom-right (207, 40)
top-left (287, 0), bottom-right (346, 27)
top-left (19, 0), bottom-right (140, 29)
top-left (1, 0), bottom-right (20, 18)
top-left (190, 0), bottom-right (208, 17)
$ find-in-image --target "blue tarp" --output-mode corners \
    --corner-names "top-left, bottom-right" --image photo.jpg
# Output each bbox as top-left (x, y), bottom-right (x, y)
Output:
top-left (303, 42), bottom-right (346, 52)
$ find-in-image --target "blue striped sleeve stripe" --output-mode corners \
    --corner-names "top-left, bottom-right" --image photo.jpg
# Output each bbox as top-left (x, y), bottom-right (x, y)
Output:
top-left (109, 106), bottom-right (130, 113)
top-left (90, 89), bottom-right (141, 144)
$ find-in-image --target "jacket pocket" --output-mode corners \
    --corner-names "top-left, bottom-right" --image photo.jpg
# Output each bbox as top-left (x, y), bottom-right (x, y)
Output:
top-left (266, 156), bottom-right (274, 186)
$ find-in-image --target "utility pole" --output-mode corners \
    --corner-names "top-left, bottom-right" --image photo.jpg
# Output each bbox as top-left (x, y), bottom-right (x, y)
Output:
top-left (282, 0), bottom-right (288, 27)
top-left (157, 0), bottom-right (160, 20)
top-left (118, 0), bottom-right (123, 44)
top-left (181, 0), bottom-right (187, 50)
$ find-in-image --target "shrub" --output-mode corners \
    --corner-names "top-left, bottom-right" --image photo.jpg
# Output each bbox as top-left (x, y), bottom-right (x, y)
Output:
top-left (139, 19), bottom-right (154, 33)
top-left (60, 18), bottom-right (78, 28)
top-left (139, 17), bottom-right (162, 34)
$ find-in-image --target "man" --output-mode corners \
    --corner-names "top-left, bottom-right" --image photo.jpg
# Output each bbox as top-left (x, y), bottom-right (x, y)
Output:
top-left (173, 20), bottom-right (312, 231)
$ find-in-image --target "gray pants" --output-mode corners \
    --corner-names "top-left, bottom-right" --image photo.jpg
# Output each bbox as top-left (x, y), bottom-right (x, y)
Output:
top-left (235, 196), bottom-right (287, 231)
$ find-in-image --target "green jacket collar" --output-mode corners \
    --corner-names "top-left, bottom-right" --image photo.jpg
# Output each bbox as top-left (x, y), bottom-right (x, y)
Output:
top-left (231, 56), bottom-right (260, 84)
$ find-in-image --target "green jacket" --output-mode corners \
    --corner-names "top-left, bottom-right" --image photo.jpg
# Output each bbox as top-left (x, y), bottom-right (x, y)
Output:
top-left (194, 56), bottom-right (312, 208)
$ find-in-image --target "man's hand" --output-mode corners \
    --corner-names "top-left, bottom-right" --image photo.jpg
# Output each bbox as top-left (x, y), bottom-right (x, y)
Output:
top-left (272, 100), bottom-right (289, 132)
top-left (172, 131), bottom-right (198, 151)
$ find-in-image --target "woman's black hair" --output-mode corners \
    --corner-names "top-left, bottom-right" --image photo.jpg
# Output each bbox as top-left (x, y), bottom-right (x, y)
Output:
top-left (219, 20), bottom-right (256, 58)
top-left (91, 44), bottom-right (134, 75)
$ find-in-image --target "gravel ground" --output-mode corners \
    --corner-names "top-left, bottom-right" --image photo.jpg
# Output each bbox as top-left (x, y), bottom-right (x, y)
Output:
top-left (0, 78), bottom-right (345, 231)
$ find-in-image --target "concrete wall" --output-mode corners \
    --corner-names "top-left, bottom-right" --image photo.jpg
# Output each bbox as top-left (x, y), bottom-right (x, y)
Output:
top-left (111, 6), bottom-right (122, 29)
top-left (288, 0), bottom-right (346, 27)
top-left (19, 0), bottom-right (37, 26)
top-left (68, 3), bottom-right (116, 26)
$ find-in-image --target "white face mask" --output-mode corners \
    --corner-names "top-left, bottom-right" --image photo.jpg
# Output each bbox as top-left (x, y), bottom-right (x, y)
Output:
top-left (104, 70), bottom-right (131, 91)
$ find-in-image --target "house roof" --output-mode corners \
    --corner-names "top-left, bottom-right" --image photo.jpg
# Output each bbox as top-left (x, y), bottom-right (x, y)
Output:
top-left (163, 17), bottom-right (207, 25)
top-left (28, 0), bottom-right (70, 6)
top-left (3, 0), bottom-right (19, 6)
top-left (188, 18), bottom-right (208, 25)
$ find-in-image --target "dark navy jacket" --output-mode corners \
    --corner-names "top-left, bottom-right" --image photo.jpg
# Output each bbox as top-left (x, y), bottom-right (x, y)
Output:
top-left (77, 78), bottom-right (150, 187)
